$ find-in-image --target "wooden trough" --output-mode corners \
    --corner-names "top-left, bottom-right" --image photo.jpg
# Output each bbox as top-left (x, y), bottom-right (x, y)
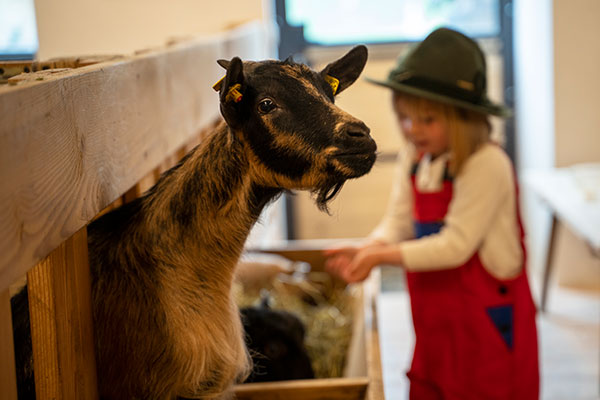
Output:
top-left (0, 22), bottom-right (384, 400)
top-left (234, 240), bottom-right (384, 400)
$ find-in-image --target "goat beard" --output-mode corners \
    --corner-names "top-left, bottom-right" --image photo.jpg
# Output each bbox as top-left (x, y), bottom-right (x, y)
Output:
top-left (313, 180), bottom-right (345, 214)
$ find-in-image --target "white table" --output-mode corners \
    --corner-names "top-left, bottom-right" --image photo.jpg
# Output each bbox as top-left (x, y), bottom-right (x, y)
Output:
top-left (523, 164), bottom-right (600, 311)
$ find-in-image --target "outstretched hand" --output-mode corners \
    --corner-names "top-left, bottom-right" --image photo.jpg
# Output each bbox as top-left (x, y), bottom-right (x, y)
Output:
top-left (323, 246), bottom-right (359, 282)
top-left (324, 242), bottom-right (403, 284)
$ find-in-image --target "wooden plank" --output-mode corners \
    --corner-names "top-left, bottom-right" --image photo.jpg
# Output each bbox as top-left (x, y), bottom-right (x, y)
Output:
top-left (0, 37), bottom-right (226, 292)
top-left (137, 170), bottom-right (158, 195)
top-left (233, 377), bottom-right (369, 400)
top-left (0, 22), bottom-right (274, 291)
top-left (344, 286), bottom-right (367, 377)
top-left (28, 258), bottom-right (60, 399)
top-left (247, 239), bottom-right (362, 272)
top-left (363, 270), bottom-right (385, 400)
top-left (0, 288), bottom-right (18, 400)
top-left (27, 228), bottom-right (98, 400)
top-left (0, 55), bottom-right (124, 82)
top-left (122, 184), bottom-right (142, 205)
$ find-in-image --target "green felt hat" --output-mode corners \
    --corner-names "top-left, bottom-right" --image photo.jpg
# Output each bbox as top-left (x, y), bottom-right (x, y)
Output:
top-left (366, 27), bottom-right (511, 117)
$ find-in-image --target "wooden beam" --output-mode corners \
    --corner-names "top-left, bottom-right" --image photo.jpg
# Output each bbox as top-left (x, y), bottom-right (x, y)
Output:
top-left (234, 377), bottom-right (369, 400)
top-left (27, 228), bottom-right (98, 400)
top-left (247, 239), bottom-right (362, 272)
top-left (0, 22), bottom-right (273, 291)
top-left (363, 269), bottom-right (384, 400)
top-left (0, 24), bottom-right (277, 291)
top-left (0, 288), bottom-right (18, 400)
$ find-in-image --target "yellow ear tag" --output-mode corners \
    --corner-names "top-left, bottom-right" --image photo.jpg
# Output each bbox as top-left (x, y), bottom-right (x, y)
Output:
top-left (226, 84), bottom-right (243, 103)
top-left (324, 75), bottom-right (340, 95)
top-left (212, 75), bottom-right (243, 103)
top-left (212, 75), bottom-right (225, 91)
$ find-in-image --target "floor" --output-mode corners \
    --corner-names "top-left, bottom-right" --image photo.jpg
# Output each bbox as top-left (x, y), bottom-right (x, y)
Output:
top-left (376, 267), bottom-right (600, 400)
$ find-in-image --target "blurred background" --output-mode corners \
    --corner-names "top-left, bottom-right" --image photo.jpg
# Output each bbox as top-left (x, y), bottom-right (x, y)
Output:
top-left (3, 0), bottom-right (598, 398)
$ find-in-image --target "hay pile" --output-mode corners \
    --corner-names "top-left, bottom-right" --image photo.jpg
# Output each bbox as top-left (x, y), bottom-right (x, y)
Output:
top-left (235, 265), bottom-right (355, 379)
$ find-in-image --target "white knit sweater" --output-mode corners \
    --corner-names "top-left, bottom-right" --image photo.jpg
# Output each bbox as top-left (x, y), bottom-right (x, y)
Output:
top-left (370, 143), bottom-right (524, 280)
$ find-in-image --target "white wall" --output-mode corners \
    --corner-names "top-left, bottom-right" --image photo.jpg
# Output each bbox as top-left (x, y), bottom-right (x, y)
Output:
top-left (515, 0), bottom-right (600, 291)
top-left (553, 0), bottom-right (600, 167)
top-left (551, 0), bottom-right (600, 290)
top-left (34, 0), bottom-right (264, 59)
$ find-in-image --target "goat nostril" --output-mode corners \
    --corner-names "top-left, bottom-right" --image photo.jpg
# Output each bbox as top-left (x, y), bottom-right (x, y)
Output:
top-left (347, 130), bottom-right (366, 138)
top-left (344, 123), bottom-right (370, 139)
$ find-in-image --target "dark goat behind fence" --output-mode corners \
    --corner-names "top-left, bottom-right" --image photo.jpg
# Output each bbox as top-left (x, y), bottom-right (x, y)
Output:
top-left (241, 298), bottom-right (314, 383)
top-left (13, 45), bottom-right (376, 399)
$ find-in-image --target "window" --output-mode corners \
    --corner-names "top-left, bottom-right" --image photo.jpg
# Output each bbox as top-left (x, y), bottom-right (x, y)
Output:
top-left (279, 0), bottom-right (500, 48)
top-left (0, 0), bottom-right (38, 60)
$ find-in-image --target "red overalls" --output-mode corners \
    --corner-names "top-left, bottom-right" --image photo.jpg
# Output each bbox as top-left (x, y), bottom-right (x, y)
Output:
top-left (406, 160), bottom-right (539, 399)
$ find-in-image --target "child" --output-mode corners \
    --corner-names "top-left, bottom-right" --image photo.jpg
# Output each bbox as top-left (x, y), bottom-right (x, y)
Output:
top-left (325, 28), bottom-right (539, 399)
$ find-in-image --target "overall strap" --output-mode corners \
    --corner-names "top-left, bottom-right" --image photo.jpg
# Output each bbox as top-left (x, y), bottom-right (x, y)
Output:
top-left (410, 157), bottom-right (453, 238)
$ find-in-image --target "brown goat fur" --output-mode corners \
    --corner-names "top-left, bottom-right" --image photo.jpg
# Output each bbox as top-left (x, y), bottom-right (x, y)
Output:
top-left (87, 46), bottom-right (376, 399)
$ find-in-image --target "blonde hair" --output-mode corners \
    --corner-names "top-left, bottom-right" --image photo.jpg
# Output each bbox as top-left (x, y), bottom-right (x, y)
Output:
top-left (393, 92), bottom-right (491, 176)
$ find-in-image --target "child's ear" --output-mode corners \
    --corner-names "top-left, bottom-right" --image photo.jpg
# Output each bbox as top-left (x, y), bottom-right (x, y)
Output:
top-left (215, 57), bottom-right (245, 128)
top-left (319, 45), bottom-right (368, 96)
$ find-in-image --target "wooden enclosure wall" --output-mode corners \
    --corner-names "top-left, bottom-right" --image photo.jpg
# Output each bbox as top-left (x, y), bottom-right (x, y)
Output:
top-left (0, 22), bottom-right (273, 399)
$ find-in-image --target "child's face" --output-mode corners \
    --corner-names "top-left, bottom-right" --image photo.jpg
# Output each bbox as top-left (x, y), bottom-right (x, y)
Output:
top-left (394, 96), bottom-right (450, 157)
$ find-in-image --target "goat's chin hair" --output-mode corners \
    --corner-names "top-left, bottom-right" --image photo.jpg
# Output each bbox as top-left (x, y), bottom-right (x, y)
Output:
top-left (313, 180), bottom-right (345, 214)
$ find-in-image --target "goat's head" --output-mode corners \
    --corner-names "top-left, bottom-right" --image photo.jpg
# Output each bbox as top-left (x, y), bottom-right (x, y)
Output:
top-left (215, 46), bottom-right (376, 211)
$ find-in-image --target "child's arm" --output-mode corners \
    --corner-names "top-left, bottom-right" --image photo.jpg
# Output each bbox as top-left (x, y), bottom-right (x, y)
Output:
top-left (399, 145), bottom-right (519, 274)
top-left (327, 242), bottom-right (405, 283)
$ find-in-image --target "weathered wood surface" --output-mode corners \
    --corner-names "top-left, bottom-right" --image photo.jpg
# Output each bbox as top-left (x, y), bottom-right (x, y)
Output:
top-left (0, 22), bottom-right (272, 292)
top-left (247, 238), bottom-right (362, 272)
top-left (363, 268), bottom-right (384, 400)
top-left (27, 228), bottom-right (98, 400)
top-left (0, 55), bottom-right (125, 84)
top-left (234, 377), bottom-right (370, 400)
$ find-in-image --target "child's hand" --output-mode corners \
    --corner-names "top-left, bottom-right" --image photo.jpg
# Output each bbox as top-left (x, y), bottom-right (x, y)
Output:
top-left (323, 246), bottom-right (359, 279)
top-left (338, 246), bottom-right (382, 283)
top-left (323, 244), bottom-right (384, 283)
top-left (324, 243), bottom-right (404, 284)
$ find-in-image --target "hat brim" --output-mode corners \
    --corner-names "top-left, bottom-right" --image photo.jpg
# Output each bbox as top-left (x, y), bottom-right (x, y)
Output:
top-left (365, 76), bottom-right (512, 118)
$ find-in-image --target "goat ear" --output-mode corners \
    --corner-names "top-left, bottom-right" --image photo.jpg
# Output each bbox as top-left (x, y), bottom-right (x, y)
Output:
top-left (218, 57), bottom-right (246, 128)
top-left (217, 59), bottom-right (230, 69)
top-left (320, 45), bottom-right (368, 96)
top-left (219, 57), bottom-right (245, 104)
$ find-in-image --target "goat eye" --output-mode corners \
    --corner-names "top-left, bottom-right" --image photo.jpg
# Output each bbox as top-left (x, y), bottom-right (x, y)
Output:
top-left (258, 99), bottom-right (276, 114)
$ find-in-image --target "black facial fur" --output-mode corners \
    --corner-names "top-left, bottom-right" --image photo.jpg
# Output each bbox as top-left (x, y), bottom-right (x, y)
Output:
top-left (216, 47), bottom-right (374, 211)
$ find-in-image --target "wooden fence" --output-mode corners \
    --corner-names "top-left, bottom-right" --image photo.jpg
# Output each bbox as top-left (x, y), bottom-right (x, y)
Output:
top-left (0, 22), bottom-right (273, 399)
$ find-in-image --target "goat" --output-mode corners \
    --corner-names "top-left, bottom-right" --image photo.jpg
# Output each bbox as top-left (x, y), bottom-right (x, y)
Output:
top-left (15, 46), bottom-right (376, 400)
top-left (241, 298), bottom-right (314, 383)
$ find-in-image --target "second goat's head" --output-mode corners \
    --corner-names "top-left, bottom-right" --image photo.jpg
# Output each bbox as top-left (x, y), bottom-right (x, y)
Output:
top-left (215, 45), bottom-right (376, 211)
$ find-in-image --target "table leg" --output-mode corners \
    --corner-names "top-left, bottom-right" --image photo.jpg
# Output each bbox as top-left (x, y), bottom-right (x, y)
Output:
top-left (540, 214), bottom-right (558, 312)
